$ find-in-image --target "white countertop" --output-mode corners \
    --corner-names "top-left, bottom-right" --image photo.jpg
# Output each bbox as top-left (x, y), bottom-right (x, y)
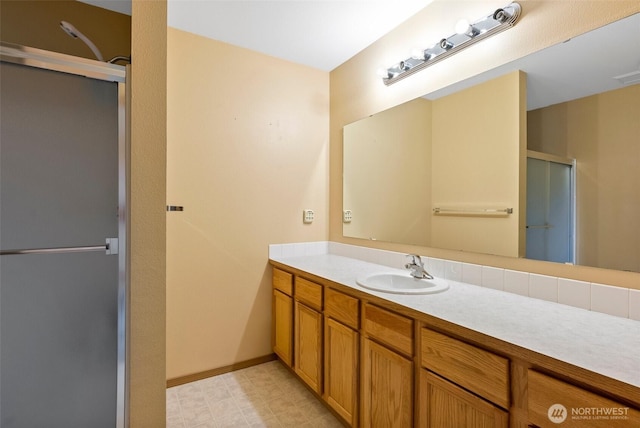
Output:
top-left (270, 253), bottom-right (640, 391)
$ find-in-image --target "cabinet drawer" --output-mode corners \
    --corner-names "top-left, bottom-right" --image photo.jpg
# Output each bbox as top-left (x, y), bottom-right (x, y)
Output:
top-left (528, 370), bottom-right (640, 427)
top-left (421, 328), bottom-right (509, 409)
top-left (295, 277), bottom-right (323, 310)
top-left (363, 303), bottom-right (413, 356)
top-left (325, 288), bottom-right (359, 329)
top-left (273, 267), bottom-right (293, 296)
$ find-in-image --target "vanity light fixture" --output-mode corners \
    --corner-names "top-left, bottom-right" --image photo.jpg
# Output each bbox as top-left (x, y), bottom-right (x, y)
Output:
top-left (380, 2), bottom-right (521, 86)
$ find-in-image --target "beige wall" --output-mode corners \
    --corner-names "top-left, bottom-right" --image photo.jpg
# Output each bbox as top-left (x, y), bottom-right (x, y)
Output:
top-left (166, 28), bottom-right (329, 380)
top-left (130, 0), bottom-right (167, 425)
top-left (330, 0), bottom-right (640, 289)
top-left (343, 98), bottom-right (432, 245)
top-left (528, 84), bottom-right (640, 272)
top-left (431, 71), bottom-right (525, 257)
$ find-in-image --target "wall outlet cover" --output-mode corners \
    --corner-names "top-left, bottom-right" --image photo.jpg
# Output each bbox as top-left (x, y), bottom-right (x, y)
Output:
top-left (343, 209), bottom-right (352, 223)
top-left (303, 209), bottom-right (314, 223)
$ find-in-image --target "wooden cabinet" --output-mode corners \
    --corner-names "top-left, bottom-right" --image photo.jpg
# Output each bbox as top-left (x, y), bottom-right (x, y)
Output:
top-left (272, 267), bottom-right (294, 367)
top-left (419, 370), bottom-right (508, 428)
top-left (362, 304), bottom-right (414, 427)
top-left (325, 288), bottom-right (359, 329)
top-left (273, 289), bottom-right (293, 367)
top-left (362, 337), bottom-right (413, 427)
top-left (273, 267), bottom-right (293, 295)
top-left (295, 301), bottom-right (322, 392)
top-left (421, 328), bottom-right (510, 410)
top-left (324, 288), bottom-right (360, 426)
top-left (295, 277), bottom-right (323, 308)
top-left (294, 277), bottom-right (323, 393)
top-left (363, 303), bottom-right (413, 356)
top-left (419, 327), bottom-right (510, 427)
top-left (528, 370), bottom-right (640, 428)
top-left (271, 263), bottom-right (639, 428)
top-left (325, 317), bottom-right (359, 426)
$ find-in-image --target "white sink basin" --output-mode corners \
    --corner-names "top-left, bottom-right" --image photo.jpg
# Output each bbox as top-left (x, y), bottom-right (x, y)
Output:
top-left (356, 272), bottom-right (449, 295)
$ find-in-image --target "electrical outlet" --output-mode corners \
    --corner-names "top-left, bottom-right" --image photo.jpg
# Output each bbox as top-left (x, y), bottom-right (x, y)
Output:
top-left (343, 209), bottom-right (352, 223)
top-left (303, 209), bottom-right (314, 224)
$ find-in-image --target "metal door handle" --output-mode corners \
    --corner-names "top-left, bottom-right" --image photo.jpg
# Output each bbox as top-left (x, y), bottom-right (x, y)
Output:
top-left (0, 238), bottom-right (118, 256)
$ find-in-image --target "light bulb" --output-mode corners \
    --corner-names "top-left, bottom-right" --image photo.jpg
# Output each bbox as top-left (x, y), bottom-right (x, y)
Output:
top-left (376, 67), bottom-right (391, 79)
top-left (455, 19), bottom-right (471, 35)
top-left (410, 47), bottom-right (424, 60)
top-left (411, 47), bottom-right (431, 61)
top-left (455, 19), bottom-right (480, 37)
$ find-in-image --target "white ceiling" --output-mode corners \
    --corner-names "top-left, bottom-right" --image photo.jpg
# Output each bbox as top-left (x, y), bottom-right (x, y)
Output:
top-left (80, 0), bottom-right (434, 71)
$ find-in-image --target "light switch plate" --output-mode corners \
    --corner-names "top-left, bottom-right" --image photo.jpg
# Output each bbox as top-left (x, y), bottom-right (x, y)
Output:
top-left (303, 209), bottom-right (314, 223)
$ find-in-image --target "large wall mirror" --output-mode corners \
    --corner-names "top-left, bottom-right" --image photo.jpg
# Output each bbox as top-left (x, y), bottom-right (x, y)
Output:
top-left (343, 13), bottom-right (640, 273)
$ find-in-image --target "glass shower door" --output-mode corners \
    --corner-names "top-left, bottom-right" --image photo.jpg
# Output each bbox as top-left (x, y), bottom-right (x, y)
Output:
top-left (526, 156), bottom-right (574, 264)
top-left (1, 60), bottom-right (121, 428)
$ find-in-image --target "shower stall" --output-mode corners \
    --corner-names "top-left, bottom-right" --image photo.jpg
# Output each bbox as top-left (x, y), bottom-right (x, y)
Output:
top-left (0, 43), bottom-right (127, 428)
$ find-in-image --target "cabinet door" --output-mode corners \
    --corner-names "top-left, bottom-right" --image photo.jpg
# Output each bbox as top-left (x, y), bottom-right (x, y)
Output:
top-left (419, 370), bottom-right (508, 428)
top-left (528, 370), bottom-right (640, 428)
top-left (295, 301), bottom-right (323, 393)
top-left (362, 338), bottom-right (413, 428)
top-left (273, 289), bottom-right (293, 367)
top-left (325, 318), bottom-right (359, 426)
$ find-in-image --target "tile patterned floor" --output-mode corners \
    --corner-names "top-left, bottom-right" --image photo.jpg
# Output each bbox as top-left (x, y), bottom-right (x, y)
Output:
top-left (166, 360), bottom-right (344, 427)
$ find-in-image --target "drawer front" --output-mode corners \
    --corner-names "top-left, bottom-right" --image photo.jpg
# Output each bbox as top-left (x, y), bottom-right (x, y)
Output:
top-left (363, 303), bottom-right (413, 356)
top-left (421, 328), bottom-right (510, 409)
top-left (528, 370), bottom-right (640, 428)
top-left (273, 267), bottom-right (293, 296)
top-left (295, 277), bottom-right (323, 310)
top-left (325, 288), bottom-right (359, 329)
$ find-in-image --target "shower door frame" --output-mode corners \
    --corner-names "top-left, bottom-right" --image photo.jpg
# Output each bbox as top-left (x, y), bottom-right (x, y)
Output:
top-left (0, 42), bottom-right (129, 428)
top-left (526, 149), bottom-right (576, 265)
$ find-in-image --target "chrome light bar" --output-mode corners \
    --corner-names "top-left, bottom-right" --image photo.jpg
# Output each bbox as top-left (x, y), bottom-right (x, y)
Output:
top-left (380, 2), bottom-right (521, 86)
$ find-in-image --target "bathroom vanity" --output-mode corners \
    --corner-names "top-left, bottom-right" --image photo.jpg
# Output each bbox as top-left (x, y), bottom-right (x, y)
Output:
top-left (270, 253), bottom-right (640, 427)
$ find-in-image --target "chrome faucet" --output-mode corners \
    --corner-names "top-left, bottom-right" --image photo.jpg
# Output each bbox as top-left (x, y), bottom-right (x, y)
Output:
top-left (404, 254), bottom-right (434, 280)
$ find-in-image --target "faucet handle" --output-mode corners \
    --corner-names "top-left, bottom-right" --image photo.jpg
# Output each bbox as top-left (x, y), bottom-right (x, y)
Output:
top-left (404, 254), bottom-right (434, 279)
top-left (406, 253), bottom-right (423, 266)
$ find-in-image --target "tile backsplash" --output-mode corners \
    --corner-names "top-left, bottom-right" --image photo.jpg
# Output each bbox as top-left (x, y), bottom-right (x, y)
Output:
top-left (268, 241), bottom-right (639, 322)
top-left (558, 278), bottom-right (590, 310)
top-left (268, 241), bottom-right (329, 258)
